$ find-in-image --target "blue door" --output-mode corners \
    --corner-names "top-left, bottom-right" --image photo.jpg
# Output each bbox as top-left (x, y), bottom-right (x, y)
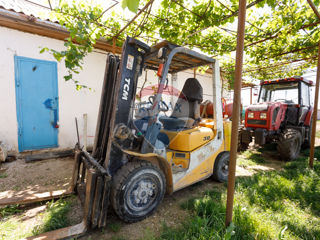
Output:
top-left (15, 56), bottom-right (59, 152)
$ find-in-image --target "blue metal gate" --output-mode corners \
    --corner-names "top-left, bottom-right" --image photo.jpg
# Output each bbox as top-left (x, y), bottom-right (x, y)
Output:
top-left (14, 56), bottom-right (59, 152)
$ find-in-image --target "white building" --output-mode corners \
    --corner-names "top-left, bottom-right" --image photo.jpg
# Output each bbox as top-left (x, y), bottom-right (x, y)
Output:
top-left (0, 1), bottom-right (219, 154)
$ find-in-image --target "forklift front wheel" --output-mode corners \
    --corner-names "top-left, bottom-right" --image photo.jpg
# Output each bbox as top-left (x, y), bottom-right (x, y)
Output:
top-left (111, 160), bottom-right (166, 223)
top-left (212, 152), bottom-right (230, 183)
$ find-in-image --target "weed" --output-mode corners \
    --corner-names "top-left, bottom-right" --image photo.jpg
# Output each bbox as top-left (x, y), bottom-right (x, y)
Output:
top-left (108, 222), bottom-right (122, 233)
top-left (0, 173), bottom-right (7, 178)
top-left (0, 205), bottom-right (22, 218)
top-left (140, 227), bottom-right (156, 240)
top-left (32, 198), bottom-right (72, 235)
top-left (237, 150), bottom-right (265, 168)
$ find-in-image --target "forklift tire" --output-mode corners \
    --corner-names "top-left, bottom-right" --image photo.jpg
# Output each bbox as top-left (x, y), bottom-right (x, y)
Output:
top-left (111, 160), bottom-right (166, 223)
top-left (212, 152), bottom-right (230, 183)
top-left (277, 128), bottom-right (302, 161)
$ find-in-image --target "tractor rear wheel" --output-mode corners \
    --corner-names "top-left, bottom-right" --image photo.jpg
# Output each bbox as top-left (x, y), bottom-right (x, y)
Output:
top-left (212, 152), bottom-right (230, 182)
top-left (111, 160), bottom-right (166, 223)
top-left (277, 128), bottom-right (302, 161)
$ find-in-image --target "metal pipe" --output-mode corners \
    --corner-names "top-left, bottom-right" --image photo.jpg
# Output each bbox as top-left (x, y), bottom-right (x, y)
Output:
top-left (225, 0), bottom-right (247, 226)
top-left (309, 42), bottom-right (320, 168)
top-left (306, 0), bottom-right (320, 168)
top-left (82, 151), bottom-right (109, 176)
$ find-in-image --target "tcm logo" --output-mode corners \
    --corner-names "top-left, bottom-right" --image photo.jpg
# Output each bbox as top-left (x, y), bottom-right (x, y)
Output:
top-left (122, 78), bottom-right (131, 101)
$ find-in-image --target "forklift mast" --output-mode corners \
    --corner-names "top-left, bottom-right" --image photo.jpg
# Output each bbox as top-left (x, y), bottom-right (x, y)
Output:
top-left (92, 37), bottom-right (150, 176)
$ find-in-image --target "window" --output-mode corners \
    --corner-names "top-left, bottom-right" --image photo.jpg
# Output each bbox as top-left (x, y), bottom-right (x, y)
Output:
top-left (259, 82), bottom-right (299, 104)
top-left (300, 82), bottom-right (309, 106)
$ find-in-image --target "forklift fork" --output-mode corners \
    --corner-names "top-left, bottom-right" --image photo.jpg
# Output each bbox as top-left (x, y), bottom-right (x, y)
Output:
top-left (22, 149), bottom-right (111, 240)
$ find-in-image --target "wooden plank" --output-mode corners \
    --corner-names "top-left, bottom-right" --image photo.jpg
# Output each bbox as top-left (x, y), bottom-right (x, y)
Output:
top-left (0, 189), bottom-right (72, 206)
top-left (24, 149), bottom-right (74, 163)
top-left (24, 221), bottom-right (87, 240)
top-left (83, 168), bottom-right (97, 227)
top-left (0, 12), bottom-right (122, 54)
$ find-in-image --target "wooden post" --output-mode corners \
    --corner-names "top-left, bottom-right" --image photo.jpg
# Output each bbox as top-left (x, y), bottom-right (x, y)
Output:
top-left (225, 0), bottom-right (247, 226)
top-left (306, 0), bottom-right (320, 168)
top-left (83, 113), bottom-right (88, 151)
top-left (309, 42), bottom-right (320, 168)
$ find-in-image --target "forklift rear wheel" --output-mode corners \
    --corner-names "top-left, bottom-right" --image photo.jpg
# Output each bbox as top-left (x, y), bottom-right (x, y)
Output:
top-left (212, 152), bottom-right (230, 182)
top-left (111, 160), bottom-right (166, 223)
top-left (277, 128), bottom-right (302, 161)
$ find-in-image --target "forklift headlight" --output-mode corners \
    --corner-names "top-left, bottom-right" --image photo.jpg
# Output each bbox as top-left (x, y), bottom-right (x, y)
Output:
top-left (248, 112), bottom-right (254, 118)
top-left (260, 113), bottom-right (267, 119)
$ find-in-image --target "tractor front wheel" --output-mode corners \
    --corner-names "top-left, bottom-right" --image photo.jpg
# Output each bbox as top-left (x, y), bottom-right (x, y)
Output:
top-left (111, 160), bottom-right (166, 223)
top-left (277, 128), bottom-right (302, 161)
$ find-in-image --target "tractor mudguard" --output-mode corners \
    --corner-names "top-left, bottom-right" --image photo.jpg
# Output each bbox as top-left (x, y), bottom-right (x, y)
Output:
top-left (304, 110), bottom-right (313, 126)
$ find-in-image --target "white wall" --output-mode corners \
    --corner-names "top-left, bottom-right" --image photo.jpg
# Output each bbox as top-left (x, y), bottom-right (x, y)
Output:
top-left (0, 26), bottom-right (219, 153)
top-left (0, 26), bottom-right (106, 152)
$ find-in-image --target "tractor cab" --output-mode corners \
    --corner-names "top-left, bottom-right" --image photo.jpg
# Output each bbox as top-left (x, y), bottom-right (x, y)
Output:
top-left (245, 77), bottom-right (313, 130)
top-left (240, 77), bottom-right (313, 161)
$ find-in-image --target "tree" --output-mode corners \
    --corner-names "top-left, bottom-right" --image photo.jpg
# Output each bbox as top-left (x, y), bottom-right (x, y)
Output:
top-left (42, 0), bottom-right (320, 89)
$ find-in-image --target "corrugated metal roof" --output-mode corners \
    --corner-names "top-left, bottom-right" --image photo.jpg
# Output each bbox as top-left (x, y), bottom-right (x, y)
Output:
top-left (0, 0), bottom-right (54, 21)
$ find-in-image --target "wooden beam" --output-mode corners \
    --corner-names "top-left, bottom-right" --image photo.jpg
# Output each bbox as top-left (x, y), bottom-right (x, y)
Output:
top-left (0, 189), bottom-right (72, 206)
top-left (0, 10), bottom-right (122, 54)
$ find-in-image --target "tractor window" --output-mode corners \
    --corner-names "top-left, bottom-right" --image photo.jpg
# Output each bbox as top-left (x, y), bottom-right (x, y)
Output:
top-left (259, 82), bottom-right (299, 104)
top-left (300, 82), bottom-right (310, 106)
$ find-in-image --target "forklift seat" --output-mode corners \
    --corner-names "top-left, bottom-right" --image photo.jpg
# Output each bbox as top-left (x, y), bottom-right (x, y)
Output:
top-left (160, 78), bottom-right (203, 130)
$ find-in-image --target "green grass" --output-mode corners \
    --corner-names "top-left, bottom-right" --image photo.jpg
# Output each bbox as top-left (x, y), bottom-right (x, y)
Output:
top-left (158, 149), bottom-right (320, 240)
top-left (108, 222), bottom-right (122, 233)
top-left (32, 198), bottom-right (72, 235)
top-left (0, 198), bottom-right (73, 240)
top-left (237, 150), bottom-right (265, 168)
top-left (0, 205), bottom-right (21, 218)
top-left (0, 173), bottom-right (8, 178)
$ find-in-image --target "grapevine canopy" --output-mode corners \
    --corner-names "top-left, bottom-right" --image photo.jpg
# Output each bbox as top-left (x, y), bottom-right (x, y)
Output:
top-left (43, 0), bottom-right (320, 89)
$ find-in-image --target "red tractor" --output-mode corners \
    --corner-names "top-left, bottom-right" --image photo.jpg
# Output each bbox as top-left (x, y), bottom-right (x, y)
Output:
top-left (239, 77), bottom-right (314, 161)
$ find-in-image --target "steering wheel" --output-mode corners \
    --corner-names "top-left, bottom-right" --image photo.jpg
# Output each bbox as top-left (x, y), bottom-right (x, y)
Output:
top-left (148, 96), bottom-right (169, 112)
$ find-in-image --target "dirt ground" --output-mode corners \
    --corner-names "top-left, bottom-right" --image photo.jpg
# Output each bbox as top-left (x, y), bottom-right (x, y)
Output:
top-left (1, 123), bottom-right (319, 240)
top-left (0, 153), bottom-right (286, 240)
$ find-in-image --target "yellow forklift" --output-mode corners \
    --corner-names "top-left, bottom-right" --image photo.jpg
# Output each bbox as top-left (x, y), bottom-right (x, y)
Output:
top-left (83, 37), bottom-right (232, 223)
top-left (14, 37), bottom-right (232, 239)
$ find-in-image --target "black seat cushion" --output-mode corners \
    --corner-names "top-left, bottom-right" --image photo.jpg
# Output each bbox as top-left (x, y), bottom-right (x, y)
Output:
top-left (159, 116), bottom-right (186, 130)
